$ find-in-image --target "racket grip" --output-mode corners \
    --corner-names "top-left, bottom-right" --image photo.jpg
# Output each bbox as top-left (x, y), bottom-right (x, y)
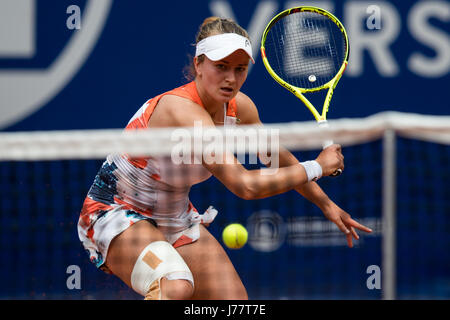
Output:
top-left (318, 120), bottom-right (333, 149)
top-left (318, 120), bottom-right (342, 177)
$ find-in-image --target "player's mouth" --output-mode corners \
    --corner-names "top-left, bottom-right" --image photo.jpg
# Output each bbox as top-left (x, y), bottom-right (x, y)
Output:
top-left (220, 87), bottom-right (234, 95)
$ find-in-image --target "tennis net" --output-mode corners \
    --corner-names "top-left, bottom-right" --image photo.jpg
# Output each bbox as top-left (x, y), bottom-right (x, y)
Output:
top-left (0, 111), bottom-right (449, 299)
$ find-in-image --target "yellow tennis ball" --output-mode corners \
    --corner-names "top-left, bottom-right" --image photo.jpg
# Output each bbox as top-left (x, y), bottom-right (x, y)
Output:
top-left (222, 223), bottom-right (248, 249)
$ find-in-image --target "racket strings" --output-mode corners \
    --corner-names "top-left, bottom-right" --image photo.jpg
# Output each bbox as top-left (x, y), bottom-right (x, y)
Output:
top-left (284, 17), bottom-right (336, 77)
top-left (265, 11), bottom-right (346, 89)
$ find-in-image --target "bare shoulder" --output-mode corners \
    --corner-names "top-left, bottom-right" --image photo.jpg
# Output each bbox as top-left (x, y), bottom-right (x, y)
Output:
top-left (149, 94), bottom-right (212, 127)
top-left (235, 91), bottom-right (261, 125)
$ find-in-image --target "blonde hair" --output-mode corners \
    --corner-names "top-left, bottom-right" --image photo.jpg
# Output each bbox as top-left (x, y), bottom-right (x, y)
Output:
top-left (195, 17), bottom-right (250, 43)
top-left (183, 17), bottom-right (251, 80)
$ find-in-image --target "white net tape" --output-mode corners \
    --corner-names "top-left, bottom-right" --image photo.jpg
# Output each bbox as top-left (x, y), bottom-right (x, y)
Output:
top-left (0, 111), bottom-right (449, 161)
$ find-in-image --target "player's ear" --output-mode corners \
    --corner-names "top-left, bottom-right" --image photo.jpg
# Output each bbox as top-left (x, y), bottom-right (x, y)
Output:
top-left (194, 56), bottom-right (202, 77)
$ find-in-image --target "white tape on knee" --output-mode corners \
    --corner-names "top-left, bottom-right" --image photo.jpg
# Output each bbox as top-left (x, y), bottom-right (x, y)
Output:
top-left (131, 241), bottom-right (194, 297)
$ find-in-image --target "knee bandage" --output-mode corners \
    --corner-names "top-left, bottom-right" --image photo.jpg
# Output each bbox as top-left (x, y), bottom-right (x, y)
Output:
top-left (131, 241), bottom-right (194, 299)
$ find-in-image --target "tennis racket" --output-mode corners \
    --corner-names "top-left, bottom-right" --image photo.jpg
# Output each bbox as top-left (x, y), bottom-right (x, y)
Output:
top-left (261, 6), bottom-right (349, 176)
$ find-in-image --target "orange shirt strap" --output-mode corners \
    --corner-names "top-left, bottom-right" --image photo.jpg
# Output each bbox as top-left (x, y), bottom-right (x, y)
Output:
top-left (126, 81), bottom-right (238, 130)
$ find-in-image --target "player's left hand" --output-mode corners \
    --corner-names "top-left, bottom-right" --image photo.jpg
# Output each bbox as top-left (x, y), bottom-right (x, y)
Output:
top-left (322, 202), bottom-right (373, 248)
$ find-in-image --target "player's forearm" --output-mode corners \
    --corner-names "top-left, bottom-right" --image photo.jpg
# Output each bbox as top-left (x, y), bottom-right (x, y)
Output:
top-left (204, 151), bottom-right (311, 200)
top-left (275, 147), bottom-right (333, 210)
top-left (241, 164), bottom-right (309, 199)
top-left (294, 182), bottom-right (332, 211)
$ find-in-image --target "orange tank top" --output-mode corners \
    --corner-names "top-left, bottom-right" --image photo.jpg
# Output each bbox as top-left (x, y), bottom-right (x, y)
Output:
top-left (126, 81), bottom-right (237, 130)
top-left (124, 81), bottom-right (238, 169)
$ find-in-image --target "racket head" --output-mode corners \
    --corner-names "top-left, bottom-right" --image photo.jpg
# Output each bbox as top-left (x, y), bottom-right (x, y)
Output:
top-left (261, 7), bottom-right (349, 93)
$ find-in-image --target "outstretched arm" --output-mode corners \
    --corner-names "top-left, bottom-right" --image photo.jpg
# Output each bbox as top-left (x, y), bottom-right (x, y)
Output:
top-left (235, 92), bottom-right (372, 247)
top-left (277, 147), bottom-right (372, 247)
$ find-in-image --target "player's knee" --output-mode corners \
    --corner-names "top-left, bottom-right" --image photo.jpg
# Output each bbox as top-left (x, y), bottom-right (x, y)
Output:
top-left (160, 278), bottom-right (194, 300)
top-left (131, 241), bottom-right (194, 300)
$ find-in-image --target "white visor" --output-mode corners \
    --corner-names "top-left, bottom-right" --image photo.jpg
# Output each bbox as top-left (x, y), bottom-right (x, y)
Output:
top-left (195, 33), bottom-right (255, 64)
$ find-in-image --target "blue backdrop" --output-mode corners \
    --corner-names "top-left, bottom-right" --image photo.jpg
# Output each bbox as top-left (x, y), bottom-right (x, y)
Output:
top-left (1, 0), bottom-right (449, 132)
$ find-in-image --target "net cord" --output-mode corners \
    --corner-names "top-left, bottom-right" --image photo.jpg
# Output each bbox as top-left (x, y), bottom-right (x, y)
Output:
top-left (0, 111), bottom-right (449, 161)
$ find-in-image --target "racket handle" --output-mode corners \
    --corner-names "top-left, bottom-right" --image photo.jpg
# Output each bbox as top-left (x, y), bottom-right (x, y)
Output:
top-left (318, 120), bottom-right (342, 177)
top-left (318, 120), bottom-right (333, 149)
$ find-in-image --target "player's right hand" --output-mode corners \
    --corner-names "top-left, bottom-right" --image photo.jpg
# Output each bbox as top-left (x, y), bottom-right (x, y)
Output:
top-left (315, 144), bottom-right (344, 176)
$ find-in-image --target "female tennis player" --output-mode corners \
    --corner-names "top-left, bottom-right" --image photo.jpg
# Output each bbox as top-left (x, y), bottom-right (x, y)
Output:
top-left (78, 17), bottom-right (372, 300)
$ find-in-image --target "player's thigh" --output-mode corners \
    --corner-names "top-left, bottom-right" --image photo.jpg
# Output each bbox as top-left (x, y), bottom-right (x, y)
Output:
top-left (105, 219), bottom-right (166, 288)
top-left (175, 224), bottom-right (248, 300)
